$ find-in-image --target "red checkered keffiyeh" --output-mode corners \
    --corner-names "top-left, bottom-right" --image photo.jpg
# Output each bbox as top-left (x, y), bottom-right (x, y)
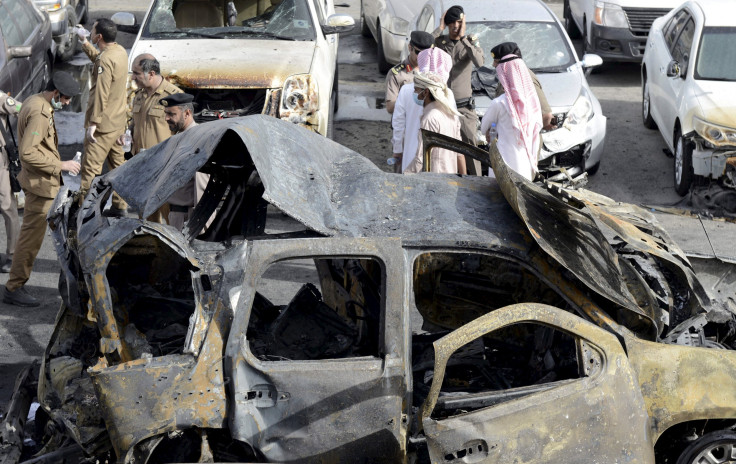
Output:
top-left (496, 55), bottom-right (542, 173)
top-left (417, 48), bottom-right (453, 84)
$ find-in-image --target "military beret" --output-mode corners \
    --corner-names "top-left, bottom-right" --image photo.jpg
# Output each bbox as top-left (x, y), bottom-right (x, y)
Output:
top-left (410, 31), bottom-right (434, 51)
top-left (160, 93), bottom-right (194, 107)
top-left (491, 42), bottom-right (522, 62)
top-left (444, 5), bottom-right (464, 24)
top-left (52, 71), bottom-right (81, 97)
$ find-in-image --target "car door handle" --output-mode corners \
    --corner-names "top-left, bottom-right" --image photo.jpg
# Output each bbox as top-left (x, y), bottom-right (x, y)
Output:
top-left (660, 66), bottom-right (665, 74)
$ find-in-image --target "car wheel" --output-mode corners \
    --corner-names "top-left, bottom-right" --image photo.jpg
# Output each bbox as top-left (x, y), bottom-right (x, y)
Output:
top-left (676, 431), bottom-right (736, 464)
top-left (57, 8), bottom-right (79, 62)
top-left (673, 128), bottom-right (693, 196)
top-left (376, 23), bottom-right (391, 74)
top-left (642, 73), bottom-right (657, 129)
top-left (360, 0), bottom-right (371, 38)
top-left (326, 93), bottom-right (335, 140)
top-left (563, 0), bottom-right (580, 39)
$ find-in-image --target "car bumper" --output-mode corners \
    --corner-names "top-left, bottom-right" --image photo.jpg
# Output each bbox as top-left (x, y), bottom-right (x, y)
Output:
top-left (691, 140), bottom-right (736, 188)
top-left (381, 29), bottom-right (405, 65)
top-left (590, 23), bottom-right (647, 62)
top-left (539, 111), bottom-right (607, 176)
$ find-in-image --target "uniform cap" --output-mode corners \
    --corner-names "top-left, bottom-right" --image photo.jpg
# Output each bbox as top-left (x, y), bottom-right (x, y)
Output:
top-left (52, 71), bottom-right (81, 97)
top-left (491, 42), bottom-right (522, 60)
top-left (444, 6), bottom-right (464, 24)
top-left (409, 31), bottom-right (434, 51)
top-left (160, 93), bottom-right (194, 107)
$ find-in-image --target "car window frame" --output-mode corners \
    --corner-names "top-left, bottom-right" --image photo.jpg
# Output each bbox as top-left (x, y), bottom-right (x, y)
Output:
top-left (664, 8), bottom-right (691, 54)
top-left (0, 1), bottom-right (26, 47)
top-left (670, 17), bottom-right (695, 74)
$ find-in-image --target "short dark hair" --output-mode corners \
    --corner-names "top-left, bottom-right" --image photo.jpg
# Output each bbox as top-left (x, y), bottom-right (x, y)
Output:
top-left (94, 18), bottom-right (117, 42)
top-left (138, 58), bottom-right (160, 75)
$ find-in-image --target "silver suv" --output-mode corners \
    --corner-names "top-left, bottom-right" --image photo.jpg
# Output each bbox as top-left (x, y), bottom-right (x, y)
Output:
top-left (33, 0), bottom-right (88, 61)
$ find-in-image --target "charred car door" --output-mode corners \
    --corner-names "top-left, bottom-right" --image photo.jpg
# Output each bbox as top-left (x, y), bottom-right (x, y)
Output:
top-left (420, 303), bottom-right (654, 464)
top-left (226, 237), bottom-right (409, 462)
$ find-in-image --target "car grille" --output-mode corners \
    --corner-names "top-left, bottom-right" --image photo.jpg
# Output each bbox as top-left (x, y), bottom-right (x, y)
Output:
top-left (623, 8), bottom-right (672, 36)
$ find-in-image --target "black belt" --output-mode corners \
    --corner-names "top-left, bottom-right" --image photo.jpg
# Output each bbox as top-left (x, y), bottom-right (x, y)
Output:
top-left (169, 204), bottom-right (189, 213)
top-left (455, 97), bottom-right (475, 109)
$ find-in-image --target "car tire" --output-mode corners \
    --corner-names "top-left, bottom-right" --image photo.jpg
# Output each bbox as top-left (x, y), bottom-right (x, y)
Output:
top-left (376, 23), bottom-right (391, 74)
top-left (586, 161), bottom-right (600, 176)
top-left (563, 0), bottom-right (580, 39)
top-left (326, 93), bottom-right (335, 140)
top-left (79, 0), bottom-right (89, 23)
top-left (57, 8), bottom-right (79, 62)
top-left (360, 0), bottom-right (371, 38)
top-left (642, 73), bottom-right (657, 129)
top-left (676, 430), bottom-right (736, 464)
top-left (673, 128), bottom-right (693, 196)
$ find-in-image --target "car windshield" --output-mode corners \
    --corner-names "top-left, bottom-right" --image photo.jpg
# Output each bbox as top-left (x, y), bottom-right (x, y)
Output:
top-left (695, 27), bottom-right (736, 82)
top-left (468, 21), bottom-right (575, 72)
top-left (141, 0), bottom-right (316, 41)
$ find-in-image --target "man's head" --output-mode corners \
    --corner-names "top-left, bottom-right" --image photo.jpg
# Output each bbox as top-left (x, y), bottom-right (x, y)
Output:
top-left (161, 93), bottom-right (195, 132)
top-left (91, 18), bottom-right (117, 45)
top-left (444, 5), bottom-right (464, 40)
top-left (132, 54), bottom-right (161, 90)
top-left (46, 71), bottom-right (80, 109)
top-left (491, 42), bottom-right (522, 67)
top-left (408, 31), bottom-right (434, 67)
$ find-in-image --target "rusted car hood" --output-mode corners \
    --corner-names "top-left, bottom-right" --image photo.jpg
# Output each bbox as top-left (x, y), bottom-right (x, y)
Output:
top-left (129, 39), bottom-right (316, 89)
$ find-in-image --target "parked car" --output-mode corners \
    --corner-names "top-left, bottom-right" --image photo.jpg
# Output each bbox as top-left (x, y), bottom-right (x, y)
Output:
top-left (32, 0), bottom-right (88, 62)
top-left (0, 0), bottom-right (54, 102)
top-left (118, 0), bottom-right (353, 139)
top-left (408, 0), bottom-right (607, 178)
top-left (564, 0), bottom-right (682, 63)
top-left (4, 115), bottom-right (736, 463)
top-left (360, 0), bottom-right (424, 73)
top-left (641, 0), bottom-right (736, 195)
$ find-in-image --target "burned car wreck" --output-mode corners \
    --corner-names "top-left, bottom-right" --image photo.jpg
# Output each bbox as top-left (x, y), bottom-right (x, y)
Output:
top-left (3, 115), bottom-right (736, 463)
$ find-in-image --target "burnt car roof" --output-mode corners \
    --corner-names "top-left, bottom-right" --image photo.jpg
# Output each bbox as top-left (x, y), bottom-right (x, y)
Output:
top-left (104, 115), bottom-right (529, 249)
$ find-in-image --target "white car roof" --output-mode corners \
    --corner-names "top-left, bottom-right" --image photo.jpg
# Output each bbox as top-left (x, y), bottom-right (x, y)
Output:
top-left (444, 0), bottom-right (555, 23)
top-left (689, 0), bottom-right (736, 27)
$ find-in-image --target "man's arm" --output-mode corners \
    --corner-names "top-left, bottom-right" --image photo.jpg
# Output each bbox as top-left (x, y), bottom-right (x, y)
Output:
top-left (81, 40), bottom-right (100, 63)
top-left (18, 111), bottom-right (61, 176)
top-left (391, 88), bottom-right (408, 155)
top-left (385, 70), bottom-right (400, 114)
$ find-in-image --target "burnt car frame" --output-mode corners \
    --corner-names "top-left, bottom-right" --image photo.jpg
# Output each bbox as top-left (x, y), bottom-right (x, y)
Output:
top-left (2, 115), bottom-right (736, 463)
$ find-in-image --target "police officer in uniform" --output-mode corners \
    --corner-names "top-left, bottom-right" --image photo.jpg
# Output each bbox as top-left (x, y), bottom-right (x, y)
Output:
top-left (385, 31), bottom-right (434, 114)
top-left (0, 91), bottom-right (21, 273)
top-left (433, 5), bottom-right (485, 174)
top-left (2, 72), bottom-right (81, 307)
top-left (77, 18), bottom-right (129, 216)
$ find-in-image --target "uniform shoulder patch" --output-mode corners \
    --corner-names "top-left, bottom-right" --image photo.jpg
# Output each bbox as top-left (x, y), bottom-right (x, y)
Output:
top-left (391, 63), bottom-right (404, 75)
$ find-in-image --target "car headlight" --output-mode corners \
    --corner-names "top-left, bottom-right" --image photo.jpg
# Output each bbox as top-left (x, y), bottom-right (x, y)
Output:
top-left (388, 17), bottom-right (409, 35)
top-left (564, 89), bottom-right (594, 128)
top-left (693, 116), bottom-right (736, 146)
top-left (35, 1), bottom-right (63, 12)
top-left (593, 1), bottom-right (628, 28)
top-left (281, 74), bottom-right (318, 122)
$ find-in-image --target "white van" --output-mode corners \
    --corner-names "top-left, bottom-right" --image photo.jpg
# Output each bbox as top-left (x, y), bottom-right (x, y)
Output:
top-left (563, 0), bottom-right (682, 62)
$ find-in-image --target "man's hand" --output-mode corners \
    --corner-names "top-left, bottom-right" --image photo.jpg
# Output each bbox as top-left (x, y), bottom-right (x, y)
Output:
top-left (439, 10), bottom-right (447, 31)
top-left (460, 16), bottom-right (466, 38)
top-left (115, 133), bottom-right (125, 146)
top-left (75, 25), bottom-right (89, 43)
top-left (542, 113), bottom-right (555, 131)
top-left (61, 160), bottom-right (81, 175)
top-left (86, 125), bottom-right (97, 144)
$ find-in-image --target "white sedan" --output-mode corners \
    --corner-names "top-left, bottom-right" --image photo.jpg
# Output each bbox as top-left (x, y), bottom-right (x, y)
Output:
top-left (642, 0), bottom-right (736, 195)
top-left (360, 0), bottom-right (425, 73)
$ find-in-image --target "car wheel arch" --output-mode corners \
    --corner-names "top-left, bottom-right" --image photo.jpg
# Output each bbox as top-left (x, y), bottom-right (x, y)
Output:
top-left (653, 419), bottom-right (736, 463)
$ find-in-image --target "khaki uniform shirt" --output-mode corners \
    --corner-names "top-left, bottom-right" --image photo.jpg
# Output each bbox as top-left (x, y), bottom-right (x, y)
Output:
top-left (433, 29), bottom-right (485, 101)
top-left (385, 59), bottom-right (415, 106)
top-left (17, 94), bottom-right (62, 199)
top-left (83, 41), bottom-right (128, 133)
top-left (130, 79), bottom-right (182, 155)
top-left (495, 69), bottom-right (552, 115)
top-left (168, 122), bottom-right (209, 207)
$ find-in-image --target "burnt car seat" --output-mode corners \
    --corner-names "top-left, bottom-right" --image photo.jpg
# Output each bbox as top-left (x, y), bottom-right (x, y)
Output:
top-left (174, 0), bottom-right (224, 28)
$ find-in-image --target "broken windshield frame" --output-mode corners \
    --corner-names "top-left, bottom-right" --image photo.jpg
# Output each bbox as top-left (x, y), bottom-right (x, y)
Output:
top-left (141, 0), bottom-right (317, 41)
top-left (467, 21), bottom-right (576, 73)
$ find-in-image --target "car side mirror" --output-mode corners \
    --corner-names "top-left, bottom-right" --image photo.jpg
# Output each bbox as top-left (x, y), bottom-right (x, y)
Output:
top-left (321, 14), bottom-right (355, 35)
top-left (580, 53), bottom-right (602, 76)
top-left (666, 60), bottom-right (681, 78)
top-left (8, 46), bottom-right (32, 59)
top-left (111, 12), bottom-right (141, 34)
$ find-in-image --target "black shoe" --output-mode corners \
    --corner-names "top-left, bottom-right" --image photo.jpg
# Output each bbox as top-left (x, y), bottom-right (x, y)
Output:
top-left (103, 207), bottom-right (128, 218)
top-left (0, 259), bottom-right (10, 273)
top-left (3, 285), bottom-right (40, 307)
